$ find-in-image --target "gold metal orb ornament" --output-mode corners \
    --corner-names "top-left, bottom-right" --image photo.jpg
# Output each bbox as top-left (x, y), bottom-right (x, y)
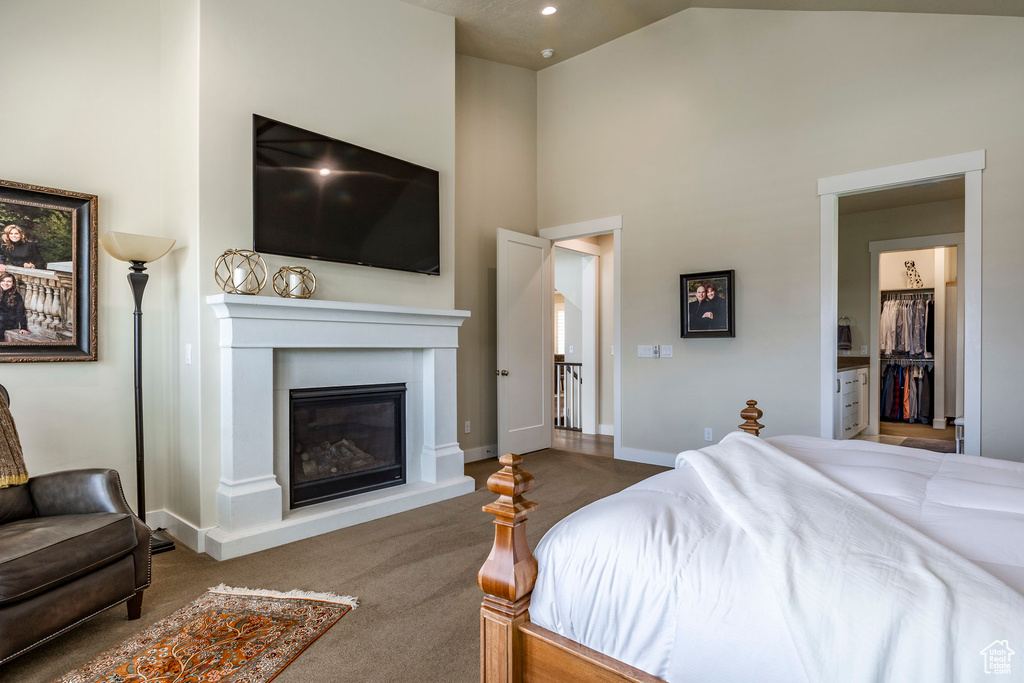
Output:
top-left (273, 266), bottom-right (317, 299)
top-left (214, 249), bottom-right (268, 295)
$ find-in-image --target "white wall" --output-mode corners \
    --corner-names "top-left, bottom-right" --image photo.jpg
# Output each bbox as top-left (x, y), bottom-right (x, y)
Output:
top-left (555, 248), bottom-right (584, 363)
top-left (0, 0), bottom-right (166, 509)
top-left (160, 0), bottom-right (203, 537)
top-left (454, 55), bottom-right (537, 457)
top-left (880, 250), bottom-right (937, 290)
top-left (537, 9), bottom-right (1024, 460)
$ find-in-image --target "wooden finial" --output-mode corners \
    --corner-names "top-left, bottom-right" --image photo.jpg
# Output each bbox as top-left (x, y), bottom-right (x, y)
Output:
top-left (478, 453), bottom-right (539, 601)
top-left (479, 454), bottom-right (539, 683)
top-left (738, 400), bottom-right (764, 436)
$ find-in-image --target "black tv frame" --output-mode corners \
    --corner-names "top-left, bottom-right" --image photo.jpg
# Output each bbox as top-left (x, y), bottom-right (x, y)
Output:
top-left (252, 114), bottom-right (440, 276)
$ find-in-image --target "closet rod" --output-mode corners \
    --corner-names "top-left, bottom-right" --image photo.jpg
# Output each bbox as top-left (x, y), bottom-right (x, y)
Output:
top-left (881, 287), bottom-right (934, 294)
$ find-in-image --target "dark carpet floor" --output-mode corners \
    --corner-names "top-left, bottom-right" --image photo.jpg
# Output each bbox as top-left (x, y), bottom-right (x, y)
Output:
top-left (900, 437), bottom-right (957, 453)
top-left (1, 448), bottom-right (666, 683)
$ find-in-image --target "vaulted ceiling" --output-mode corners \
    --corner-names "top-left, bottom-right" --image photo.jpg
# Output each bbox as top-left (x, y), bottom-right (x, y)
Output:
top-left (400, 0), bottom-right (1024, 70)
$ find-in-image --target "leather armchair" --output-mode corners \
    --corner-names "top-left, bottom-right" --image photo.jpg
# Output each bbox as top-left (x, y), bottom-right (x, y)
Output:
top-left (0, 468), bottom-right (151, 664)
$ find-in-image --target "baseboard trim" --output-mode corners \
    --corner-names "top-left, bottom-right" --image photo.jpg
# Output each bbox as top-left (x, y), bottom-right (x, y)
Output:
top-left (615, 446), bottom-right (676, 468)
top-left (463, 444), bottom-right (497, 463)
top-left (598, 424), bottom-right (614, 436)
top-left (146, 509), bottom-right (211, 554)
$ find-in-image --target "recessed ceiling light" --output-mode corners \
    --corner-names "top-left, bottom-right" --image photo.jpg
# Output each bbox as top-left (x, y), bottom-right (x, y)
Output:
top-left (319, 168), bottom-right (331, 176)
top-left (541, 49), bottom-right (554, 58)
top-left (541, 6), bottom-right (557, 15)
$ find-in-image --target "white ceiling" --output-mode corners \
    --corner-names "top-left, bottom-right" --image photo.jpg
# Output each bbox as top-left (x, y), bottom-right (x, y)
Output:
top-left (400, 0), bottom-right (1024, 70)
top-left (839, 177), bottom-right (965, 215)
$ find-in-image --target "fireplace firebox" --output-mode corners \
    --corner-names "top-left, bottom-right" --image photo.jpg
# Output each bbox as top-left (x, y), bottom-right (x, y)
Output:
top-left (289, 383), bottom-right (406, 508)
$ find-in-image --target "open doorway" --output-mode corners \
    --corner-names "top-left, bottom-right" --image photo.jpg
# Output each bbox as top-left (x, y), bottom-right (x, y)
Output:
top-left (836, 179), bottom-right (965, 452)
top-left (551, 238), bottom-right (609, 455)
top-left (819, 151), bottom-right (983, 454)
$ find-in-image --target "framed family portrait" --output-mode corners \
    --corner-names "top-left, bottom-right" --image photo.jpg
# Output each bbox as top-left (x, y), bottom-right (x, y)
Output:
top-left (0, 179), bottom-right (97, 362)
top-left (680, 269), bottom-right (735, 338)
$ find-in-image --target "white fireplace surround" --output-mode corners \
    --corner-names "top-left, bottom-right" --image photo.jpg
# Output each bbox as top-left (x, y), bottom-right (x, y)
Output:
top-left (204, 294), bottom-right (473, 560)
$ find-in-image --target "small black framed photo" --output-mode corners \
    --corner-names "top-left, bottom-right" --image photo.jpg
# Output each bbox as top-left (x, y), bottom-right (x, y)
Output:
top-left (680, 270), bottom-right (734, 338)
top-left (0, 179), bottom-right (97, 362)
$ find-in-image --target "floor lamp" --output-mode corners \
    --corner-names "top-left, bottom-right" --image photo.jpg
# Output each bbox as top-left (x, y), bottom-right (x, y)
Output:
top-left (99, 231), bottom-right (177, 554)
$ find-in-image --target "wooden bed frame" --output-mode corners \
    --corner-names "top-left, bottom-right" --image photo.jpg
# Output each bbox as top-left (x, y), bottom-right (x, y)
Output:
top-left (477, 401), bottom-right (765, 683)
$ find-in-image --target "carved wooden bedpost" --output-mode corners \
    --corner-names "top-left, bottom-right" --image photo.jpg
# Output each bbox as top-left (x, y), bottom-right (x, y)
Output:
top-left (738, 400), bottom-right (764, 436)
top-left (478, 453), bottom-right (539, 683)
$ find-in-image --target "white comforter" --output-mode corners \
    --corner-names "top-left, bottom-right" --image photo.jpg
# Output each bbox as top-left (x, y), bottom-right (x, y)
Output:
top-left (530, 433), bottom-right (1024, 682)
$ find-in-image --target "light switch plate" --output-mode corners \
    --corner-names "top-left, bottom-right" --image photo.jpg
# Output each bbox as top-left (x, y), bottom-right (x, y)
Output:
top-left (661, 345), bottom-right (673, 358)
top-left (637, 345), bottom-right (654, 358)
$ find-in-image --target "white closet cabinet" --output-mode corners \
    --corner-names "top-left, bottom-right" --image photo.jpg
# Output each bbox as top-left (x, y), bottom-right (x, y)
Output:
top-left (834, 367), bottom-right (869, 439)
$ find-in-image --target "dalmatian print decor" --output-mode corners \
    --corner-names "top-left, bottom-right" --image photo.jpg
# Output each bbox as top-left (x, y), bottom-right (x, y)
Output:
top-left (905, 260), bottom-right (924, 289)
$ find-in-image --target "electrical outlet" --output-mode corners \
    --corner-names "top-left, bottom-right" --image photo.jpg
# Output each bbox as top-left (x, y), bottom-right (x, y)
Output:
top-left (185, 343), bottom-right (192, 365)
top-left (485, 447), bottom-right (496, 455)
top-left (861, 345), bottom-right (868, 355)
top-left (652, 344), bottom-right (660, 358)
top-left (568, 345), bottom-right (574, 354)
top-left (661, 345), bottom-right (673, 358)
top-left (704, 427), bottom-right (713, 442)
top-left (464, 421), bottom-right (471, 434)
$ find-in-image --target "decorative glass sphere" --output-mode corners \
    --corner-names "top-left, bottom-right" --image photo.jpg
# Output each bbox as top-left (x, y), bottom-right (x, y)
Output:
top-left (272, 266), bottom-right (317, 299)
top-left (214, 249), bottom-right (268, 295)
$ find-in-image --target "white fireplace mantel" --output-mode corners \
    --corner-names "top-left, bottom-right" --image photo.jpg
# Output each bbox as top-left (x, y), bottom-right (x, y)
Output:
top-left (204, 294), bottom-right (473, 560)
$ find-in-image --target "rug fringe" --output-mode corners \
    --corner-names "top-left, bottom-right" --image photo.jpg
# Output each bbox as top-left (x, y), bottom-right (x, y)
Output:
top-left (208, 584), bottom-right (359, 608)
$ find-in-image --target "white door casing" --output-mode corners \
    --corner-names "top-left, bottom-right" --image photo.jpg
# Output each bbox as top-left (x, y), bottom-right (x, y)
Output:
top-left (497, 228), bottom-right (553, 455)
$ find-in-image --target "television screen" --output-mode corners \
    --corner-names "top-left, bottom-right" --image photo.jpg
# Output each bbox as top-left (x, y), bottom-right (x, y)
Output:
top-left (253, 114), bottom-right (440, 275)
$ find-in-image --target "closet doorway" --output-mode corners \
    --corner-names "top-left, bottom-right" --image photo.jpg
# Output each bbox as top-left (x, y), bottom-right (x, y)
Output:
top-left (868, 239), bottom-right (964, 444)
top-left (818, 151), bottom-right (984, 455)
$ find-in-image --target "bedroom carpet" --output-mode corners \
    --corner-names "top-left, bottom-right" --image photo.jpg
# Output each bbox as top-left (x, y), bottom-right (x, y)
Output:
top-left (0, 447), bottom-right (666, 683)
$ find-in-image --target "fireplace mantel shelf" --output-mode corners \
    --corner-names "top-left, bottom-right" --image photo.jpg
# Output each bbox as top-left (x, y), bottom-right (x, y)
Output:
top-left (204, 294), bottom-right (473, 560)
top-left (207, 293), bottom-right (470, 328)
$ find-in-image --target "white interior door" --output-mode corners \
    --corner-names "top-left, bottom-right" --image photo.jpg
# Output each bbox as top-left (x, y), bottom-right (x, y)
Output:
top-left (497, 228), bottom-right (552, 455)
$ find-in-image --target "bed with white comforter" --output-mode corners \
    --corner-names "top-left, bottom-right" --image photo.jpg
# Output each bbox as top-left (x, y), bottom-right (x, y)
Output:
top-left (530, 432), bottom-right (1024, 682)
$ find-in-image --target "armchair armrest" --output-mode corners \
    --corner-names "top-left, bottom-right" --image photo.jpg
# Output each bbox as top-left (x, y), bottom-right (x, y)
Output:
top-left (29, 468), bottom-right (136, 517)
top-left (29, 468), bottom-right (153, 595)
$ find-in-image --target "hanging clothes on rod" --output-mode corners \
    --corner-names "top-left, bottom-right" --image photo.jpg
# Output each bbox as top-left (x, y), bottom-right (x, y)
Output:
top-left (879, 290), bottom-right (934, 358)
top-left (879, 358), bottom-right (934, 425)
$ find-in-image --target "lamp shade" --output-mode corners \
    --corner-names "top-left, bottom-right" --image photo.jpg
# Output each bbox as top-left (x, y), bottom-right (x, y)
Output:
top-left (99, 232), bottom-right (175, 264)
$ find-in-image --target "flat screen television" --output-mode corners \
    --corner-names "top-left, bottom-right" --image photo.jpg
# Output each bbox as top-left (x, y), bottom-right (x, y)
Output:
top-left (253, 114), bottom-right (440, 275)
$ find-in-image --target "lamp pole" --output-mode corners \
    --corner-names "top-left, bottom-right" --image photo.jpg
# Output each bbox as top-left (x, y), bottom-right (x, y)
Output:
top-left (126, 259), bottom-right (175, 554)
top-left (128, 261), bottom-right (148, 524)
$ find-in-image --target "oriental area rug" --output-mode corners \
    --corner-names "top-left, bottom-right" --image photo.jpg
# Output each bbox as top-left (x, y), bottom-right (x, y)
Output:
top-left (56, 585), bottom-right (358, 683)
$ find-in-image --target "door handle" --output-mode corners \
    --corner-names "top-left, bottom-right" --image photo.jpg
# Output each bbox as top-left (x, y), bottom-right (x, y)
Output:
top-left (501, 370), bottom-right (509, 376)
